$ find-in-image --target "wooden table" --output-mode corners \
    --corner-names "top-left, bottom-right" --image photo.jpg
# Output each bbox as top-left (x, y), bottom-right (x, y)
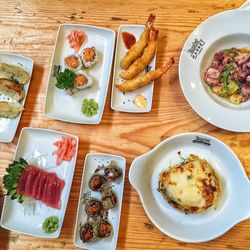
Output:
top-left (0, 0), bottom-right (249, 249)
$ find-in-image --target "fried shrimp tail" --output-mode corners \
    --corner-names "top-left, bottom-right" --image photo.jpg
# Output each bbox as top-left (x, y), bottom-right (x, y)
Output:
top-left (117, 57), bottom-right (175, 92)
top-left (120, 28), bottom-right (159, 80)
top-left (120, 14), bottom-right (156, 70)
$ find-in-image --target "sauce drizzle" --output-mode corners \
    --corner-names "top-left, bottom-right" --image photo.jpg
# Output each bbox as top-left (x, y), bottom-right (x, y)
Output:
top-left (122, 32), bottom-right (136, 49)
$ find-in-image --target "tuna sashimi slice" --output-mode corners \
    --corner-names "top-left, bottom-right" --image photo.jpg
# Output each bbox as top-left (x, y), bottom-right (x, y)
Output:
top-left (31, 171), bottom-right (42, 198)
top-left (24, 166), bottom-right (39, 196)
top-left (36, 173), bottom-right (47, 200)
top-left (41, 176), bottom-right (50, 202)
top-left (17, 167), bottom-right (30, 194)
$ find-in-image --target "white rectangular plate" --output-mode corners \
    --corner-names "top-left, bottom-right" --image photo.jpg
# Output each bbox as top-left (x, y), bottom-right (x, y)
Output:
top-left (74, 153), bottom-right (126, 250)
top-left (44, 24), bottom-right (115, 124)
top-left (0, 127), bottom-right (79, 238)
top-left (0, 53), bottom-right (33, 142)
top-left (111, 25), bottom-right (156, 113)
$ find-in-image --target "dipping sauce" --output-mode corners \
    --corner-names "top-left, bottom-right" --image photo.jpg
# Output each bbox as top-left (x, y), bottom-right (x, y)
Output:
top-left (122, 32), bottom-right (136, 49)
top-left (134, 94), bottom-right (147, 109)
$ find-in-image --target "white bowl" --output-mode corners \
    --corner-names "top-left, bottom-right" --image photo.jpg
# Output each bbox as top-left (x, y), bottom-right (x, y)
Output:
top-left (129, 132), bottom-right (250, 242)
top-left (179, 9), bottom-right (250, 132)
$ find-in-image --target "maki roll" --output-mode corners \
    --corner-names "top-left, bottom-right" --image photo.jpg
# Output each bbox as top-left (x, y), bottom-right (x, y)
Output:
top-left (94, 219), bottom-right (112, 238)
top-left (85, 198), bottom-right (103, 218)
top-left (81, 47), bottom-right (98, 68)
top-left (104, 161), bottom-right (122, 182)
top-left (64, 54), bottom-right (82, 71)
top-left (101, 188), bottom-right (117, 210)
top-left (74, 70), bottom-right (94, 90)
top-left (80, 222), bottom-right (94, 243)
top-left (89, 174), bottom-right (106, 191)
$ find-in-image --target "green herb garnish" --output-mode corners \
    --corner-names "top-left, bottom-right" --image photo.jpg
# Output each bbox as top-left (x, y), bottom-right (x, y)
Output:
top-left (3, 158), bottom-right (28, 203)
top-left (42, 216), bottom-right (59, 234)
top-left (81, 98), bottom-right (99, 117)
top-left (218, 63), bottom-right (234, 87)
top-left (55, 68), bottom-right (76, 89)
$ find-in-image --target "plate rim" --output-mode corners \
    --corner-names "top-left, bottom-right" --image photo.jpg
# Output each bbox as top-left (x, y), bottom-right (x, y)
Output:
top-left (43, 24), bottom-right (116, 124)
top-left (0, 127), bottom-right (79, 238)
top-left (179, 9), bottom-right (250, 132)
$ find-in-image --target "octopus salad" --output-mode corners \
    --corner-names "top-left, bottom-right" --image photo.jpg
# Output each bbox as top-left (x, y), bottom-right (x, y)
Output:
top-left (204, 48), bottom-right (250, 104)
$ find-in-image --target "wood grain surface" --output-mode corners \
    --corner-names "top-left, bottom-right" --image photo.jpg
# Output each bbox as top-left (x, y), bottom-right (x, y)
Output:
top-left (0, 0), bottom-right (249, 249)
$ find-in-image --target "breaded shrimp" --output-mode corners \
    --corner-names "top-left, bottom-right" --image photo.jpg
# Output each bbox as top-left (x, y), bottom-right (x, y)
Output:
top-left (117, 57), bottom-right (175, 92)
top-left (120, 14), bottom-right (156, 70)
top-left (120, 28), bottom-right (159, 80)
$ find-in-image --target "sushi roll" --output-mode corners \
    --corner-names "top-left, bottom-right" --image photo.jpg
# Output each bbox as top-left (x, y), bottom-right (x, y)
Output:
top-left (81, 47), bottom-right (98, 68)
top-left (104, 160), bottom-right (122, 182)
top-left (80, 222), bottom-right (94, 243)
top-left (89, 174), bottom-right (106, 191)
top-left (74, 70), bottom-right (94, 90)
top-left (93, 219), bottom-right (112, 238)
top-left (101, 188), bottom-right (117, 210)
top-left (85, 199), bottom-right (103, 218)
top-left (64, 54), bottom-right (82, 71)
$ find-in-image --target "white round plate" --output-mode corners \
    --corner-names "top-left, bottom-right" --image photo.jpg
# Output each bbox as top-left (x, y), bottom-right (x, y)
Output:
top-left (129, 133), bottom-right (250, 242)
top-left (179, 10), bottom-right (250, 132)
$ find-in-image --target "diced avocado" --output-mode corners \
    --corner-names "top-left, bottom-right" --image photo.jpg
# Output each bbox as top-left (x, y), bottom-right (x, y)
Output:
top-left (227, 81), bottom-right (239, 95)
top-left (229, 94), bottom-right (243, 104)
top-left (220, 87), bottom-right (229, 97)
top-left (211, 86), bottom-right (223, 96)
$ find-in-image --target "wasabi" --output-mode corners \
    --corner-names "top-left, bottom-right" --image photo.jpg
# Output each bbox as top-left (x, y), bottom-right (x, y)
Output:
top-left (81, 98), bottom-right (99, 117)
top-left (42, 216), bottom-right (59, 234)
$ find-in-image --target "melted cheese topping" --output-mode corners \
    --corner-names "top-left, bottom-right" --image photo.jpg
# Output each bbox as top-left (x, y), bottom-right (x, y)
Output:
top-left (159, 159), bottom-right (220, 213)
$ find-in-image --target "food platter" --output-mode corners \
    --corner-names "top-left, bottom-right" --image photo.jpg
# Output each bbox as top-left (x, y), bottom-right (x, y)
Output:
top-left (44, 24), bottom-right (115, 124)
top-left (1, 1), bottom-right (250, 247)
top-left (74, 153), bottom-right (126, 250)
top-left (129, 132), bottom-right (250, 242)
top-left (0, 53), bottom-right (33, 142)
top-left (0, 127), bottom-right (78, 238)
top-left (179, 9), bottom-right (250, 132)
top-left (111, 25), bottom-right (156, 113)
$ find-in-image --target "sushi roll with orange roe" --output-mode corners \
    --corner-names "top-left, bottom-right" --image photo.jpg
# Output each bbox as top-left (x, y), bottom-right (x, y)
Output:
top-left (81, 47), bottom-right (98, 68)
top-left (74, 70), bottom-right (94, 90)
top-left (64, 54), bottom-right (82, 71)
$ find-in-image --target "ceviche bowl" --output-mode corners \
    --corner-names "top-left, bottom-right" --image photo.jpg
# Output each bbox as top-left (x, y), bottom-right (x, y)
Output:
top-left (179, 10), bottom-right (250, 132)
top-left (129, 133), bottom-right (250, 242)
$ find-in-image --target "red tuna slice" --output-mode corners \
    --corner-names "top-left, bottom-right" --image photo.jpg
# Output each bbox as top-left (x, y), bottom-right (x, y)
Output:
top-left (24, 166), bottom-right (39, 196)
top-left (41, 175), bottom-right (50, 203)
top-left (45, 179), bottom-right (58, 209)
top-left (17, 167), bottom-right (30, 194)
top-left (54, 179), bottom-right (65, 209)
top-left (44, 178), bottom-right (54, 206)
top-left (31, 171), bottom-right (42, 198)
top-left (36, 173), bottom-right (47, 200)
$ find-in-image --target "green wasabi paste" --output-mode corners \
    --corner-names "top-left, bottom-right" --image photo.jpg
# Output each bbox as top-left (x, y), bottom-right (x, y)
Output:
top-left (42, 216), bottom-right (59, 234)
top-left (81, 98), bottom-right (99, 117)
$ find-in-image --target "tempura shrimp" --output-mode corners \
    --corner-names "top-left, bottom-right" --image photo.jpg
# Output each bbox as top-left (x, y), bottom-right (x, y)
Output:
top-left (120, 13), bottom-right (156, 70)
top-left (117, 57), bottom-right (175, 92)
top-left (120, 28), bottom-right (158, 80)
